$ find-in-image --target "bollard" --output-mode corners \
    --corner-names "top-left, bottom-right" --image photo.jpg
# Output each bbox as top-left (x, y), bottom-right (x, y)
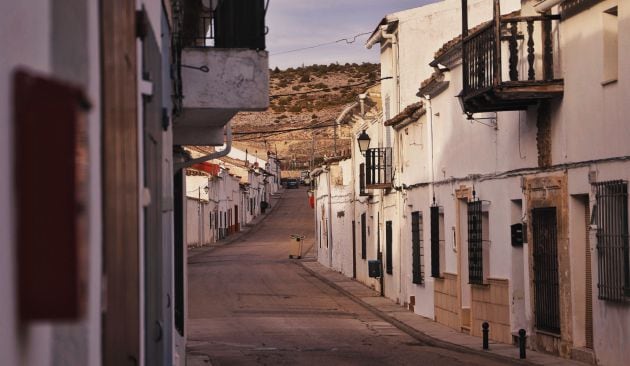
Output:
top-left (482, 322), bottom-right (489, 350)
top-left (518, 329), bottom-right (527, 359)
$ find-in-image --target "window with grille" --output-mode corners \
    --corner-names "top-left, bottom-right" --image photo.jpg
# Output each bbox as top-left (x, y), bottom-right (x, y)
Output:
top-left (365, 147), bottom-right (393, 189)
top-left (359, 163), bottom-right (368, 196)
top-left (594, 180), bottom-right (630, 301)
top-left (468, 200), bottom-right (484, 285)
top-left (431, 206), bottom-right (441, 278)
top-left (361, 213), bottom-right (367, 259)
top-left (386, 221), bottom-right (393, 274)
top-left (412, 212), bottom-right (424, 284)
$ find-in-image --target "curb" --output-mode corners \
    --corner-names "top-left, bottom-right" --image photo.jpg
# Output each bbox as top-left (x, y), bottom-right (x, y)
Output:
top-left (297, 261), bottom-right (536, 366)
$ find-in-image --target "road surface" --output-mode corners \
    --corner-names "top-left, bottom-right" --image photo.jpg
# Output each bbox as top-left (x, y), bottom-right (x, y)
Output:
top-left (187, 187), bottom-right (519, 365)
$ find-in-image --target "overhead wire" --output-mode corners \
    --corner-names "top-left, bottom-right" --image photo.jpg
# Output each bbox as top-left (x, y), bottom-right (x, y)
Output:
top-left (270, 31), bottom-right (372, 56)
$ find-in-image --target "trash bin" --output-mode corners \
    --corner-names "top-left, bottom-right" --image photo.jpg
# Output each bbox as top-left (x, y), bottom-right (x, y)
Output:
top-left (289, 234), bottom-right (305, 259)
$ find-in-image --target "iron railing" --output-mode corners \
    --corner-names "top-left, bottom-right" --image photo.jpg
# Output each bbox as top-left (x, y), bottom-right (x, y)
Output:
top-left (431, 206), bottom-right (441, 278)
top-left (468, 200), bottom-right (484, 285)
top-left (462, 15), bottom-right (560, 96)
top-left (595, 180), bottom-right (629, 302)
top-left (532, 207), bottom-right (561, 334)
top-left (365, 147), bottom-right (393, 189)
top-left (412, 212), bottom-right (424, 284)
top-left (386, 221), bottom-right (393, 275)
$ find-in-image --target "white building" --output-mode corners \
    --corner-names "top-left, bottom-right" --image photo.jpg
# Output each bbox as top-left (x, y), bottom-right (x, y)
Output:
top-left (314, 1), bottom-right (629, 365)
top-left (0, 0), bottom-right (269, 365)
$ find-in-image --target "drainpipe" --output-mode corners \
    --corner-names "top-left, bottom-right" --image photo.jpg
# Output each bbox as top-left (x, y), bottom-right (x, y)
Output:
top-left (424, 95), bottom-right (436, 203)
top-left (534, 0), bottom-right (564, 13)
top-left (358, 94), bottom-right (367, 116)
top-left (380, 27), bottom-right (400, 115)
top-left (174, 122), bottom-right (233, 171)
top-left (326, 165), bottom-right (333, 268)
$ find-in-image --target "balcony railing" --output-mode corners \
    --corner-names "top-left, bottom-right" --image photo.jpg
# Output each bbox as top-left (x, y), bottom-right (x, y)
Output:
top-left (181, 0), bottom-right (266, 50)
top-left (365, 148), bottom-right (393, 189)
top-left (461, 14), bottom-right (562, 113)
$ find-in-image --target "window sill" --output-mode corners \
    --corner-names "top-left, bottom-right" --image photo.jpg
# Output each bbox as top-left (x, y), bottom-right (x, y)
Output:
top-left (536, 329), bottom-right (561, 338)
top-left (601, 78), bottom-right (618, 87)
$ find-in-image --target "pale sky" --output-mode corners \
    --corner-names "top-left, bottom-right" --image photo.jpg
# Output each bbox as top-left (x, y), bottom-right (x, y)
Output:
top-left (266, 0), bottom-right (439, 69)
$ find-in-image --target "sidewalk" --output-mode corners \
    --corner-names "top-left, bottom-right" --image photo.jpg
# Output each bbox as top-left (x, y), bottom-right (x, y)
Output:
top-left (298, 259), bottom-right (588, 366)
top-left (187, 189), bottom-right (285, 260)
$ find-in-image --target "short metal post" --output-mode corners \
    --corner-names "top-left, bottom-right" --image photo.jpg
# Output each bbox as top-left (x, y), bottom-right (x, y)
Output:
top-left (518, 329), bottom-right (527, 359)
top-left (482, 322), bottom-right (489, 350)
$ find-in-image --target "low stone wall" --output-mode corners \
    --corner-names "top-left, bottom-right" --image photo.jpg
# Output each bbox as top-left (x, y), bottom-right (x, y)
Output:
top-left (471, 278), bottom-right (511, 344)
top-left (434, 272), bottom-right (459, 330)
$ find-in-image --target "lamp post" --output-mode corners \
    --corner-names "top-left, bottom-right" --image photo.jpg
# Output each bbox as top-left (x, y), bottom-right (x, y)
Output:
top-left (357, 130), bottom-right (371, 155)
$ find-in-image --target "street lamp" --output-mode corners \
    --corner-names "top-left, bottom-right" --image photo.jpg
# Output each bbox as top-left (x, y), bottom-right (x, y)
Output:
top-left (357, 130), bottom-right (371, 155)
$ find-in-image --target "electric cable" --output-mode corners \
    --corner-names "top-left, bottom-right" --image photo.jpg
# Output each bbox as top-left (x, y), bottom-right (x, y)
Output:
top-left (270, 31), bottom-right (372, 56)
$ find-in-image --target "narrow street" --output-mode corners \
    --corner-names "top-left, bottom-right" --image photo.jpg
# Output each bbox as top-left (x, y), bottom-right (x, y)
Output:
top-left (187, 188), bottom-right (519, 366)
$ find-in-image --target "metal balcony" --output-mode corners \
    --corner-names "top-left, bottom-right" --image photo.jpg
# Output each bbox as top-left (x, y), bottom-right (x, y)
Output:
top-left (365, 148), bottom-right (393, 189)
top-left (172, 0), bottom-right (269, 145)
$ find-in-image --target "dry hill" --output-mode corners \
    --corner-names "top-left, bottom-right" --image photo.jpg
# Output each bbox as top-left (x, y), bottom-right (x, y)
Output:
top-left (232, 62), bottom-right (380, 170)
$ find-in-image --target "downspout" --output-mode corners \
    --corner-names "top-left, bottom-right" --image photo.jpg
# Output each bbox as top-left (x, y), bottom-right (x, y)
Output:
top-left (424, 95), bottom-right (435, 204)
top-left (380, 27), bottom-right (400, 115)
top-left (327, 166), bottom-right (334, 268)
top-left (174, 122), bottom-right (233, 171)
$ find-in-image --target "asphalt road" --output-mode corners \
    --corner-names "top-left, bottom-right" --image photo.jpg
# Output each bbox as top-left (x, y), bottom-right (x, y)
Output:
top-left (187, 187), bottom-right (518, 366)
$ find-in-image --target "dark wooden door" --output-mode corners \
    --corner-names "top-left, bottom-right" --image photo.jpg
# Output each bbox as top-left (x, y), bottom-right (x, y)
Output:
top-left (532, 207), bottom-right (560, 334)
top-left (101, 1), bottom-right (140, 364)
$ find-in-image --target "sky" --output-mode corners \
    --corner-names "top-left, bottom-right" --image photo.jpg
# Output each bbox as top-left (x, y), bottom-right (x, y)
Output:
top-left (266, 0), bottom-right (439, 69)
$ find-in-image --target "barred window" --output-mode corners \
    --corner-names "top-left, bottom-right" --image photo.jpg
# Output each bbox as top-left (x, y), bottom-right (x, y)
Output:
top-left (359, 163), bottom-right (367, 196)
top-left (386, 221), bottom-right (393, 275)
top-left (412, 211), bottom-right (424, 284)
top-left (431, 206), bottom-right (441, 278)
top-left (468, 200), bottom-right (484, 285)
top-left (361, 213), bottom-right (367, 260)
top-left (594, 180), bottom-right (630, 301)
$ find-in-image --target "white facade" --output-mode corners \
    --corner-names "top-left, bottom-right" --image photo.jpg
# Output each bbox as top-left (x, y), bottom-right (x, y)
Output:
top-left (1, 0), bottom-right (269, 364)
top-left (315, 0), bottom-right (630, 365)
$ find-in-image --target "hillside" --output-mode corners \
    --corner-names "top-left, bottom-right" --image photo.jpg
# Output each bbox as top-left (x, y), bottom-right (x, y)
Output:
top-left (231, 62), bottom-right (380, 170)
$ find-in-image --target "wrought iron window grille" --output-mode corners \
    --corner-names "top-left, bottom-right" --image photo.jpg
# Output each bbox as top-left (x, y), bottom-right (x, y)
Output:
top-left (594, 180), bottom-right (630, 302)
top-left (412, 211), bottom-right (424, 284)
top-left (430, 205), bottom-right (442, 278)
top-left (468, 199), bottom-right (485, 285)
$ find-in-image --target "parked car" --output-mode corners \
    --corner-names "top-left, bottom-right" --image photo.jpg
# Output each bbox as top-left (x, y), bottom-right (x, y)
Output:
top-left (286, 178), bottom-right (299, 189)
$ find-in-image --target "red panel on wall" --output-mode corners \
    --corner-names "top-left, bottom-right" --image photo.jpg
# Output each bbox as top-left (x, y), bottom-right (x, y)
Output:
top-left (14, 69), bottom-right (90, 321)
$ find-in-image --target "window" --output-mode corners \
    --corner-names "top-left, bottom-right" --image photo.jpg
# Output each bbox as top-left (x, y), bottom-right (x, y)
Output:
top-left (431, 206), bottom-right (441, 278)
top-left (602, 6), bottom-right (618, 84)
top-left (594, 180), bottom-right (629, 301)
top-left (412, 211), bottom-right (424, 284)
top-left (468, 200), bottom-right (484, 284)
top-left (361, 213), bottom-right (367, 259)
top-left (386, 221), bottom-right (393, 274)
top-left (359, 163), bottom-right (368, 196)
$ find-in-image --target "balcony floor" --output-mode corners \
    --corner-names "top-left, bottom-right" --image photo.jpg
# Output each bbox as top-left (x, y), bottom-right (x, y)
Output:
top-left (464, 80), bottom-right (563, 113)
